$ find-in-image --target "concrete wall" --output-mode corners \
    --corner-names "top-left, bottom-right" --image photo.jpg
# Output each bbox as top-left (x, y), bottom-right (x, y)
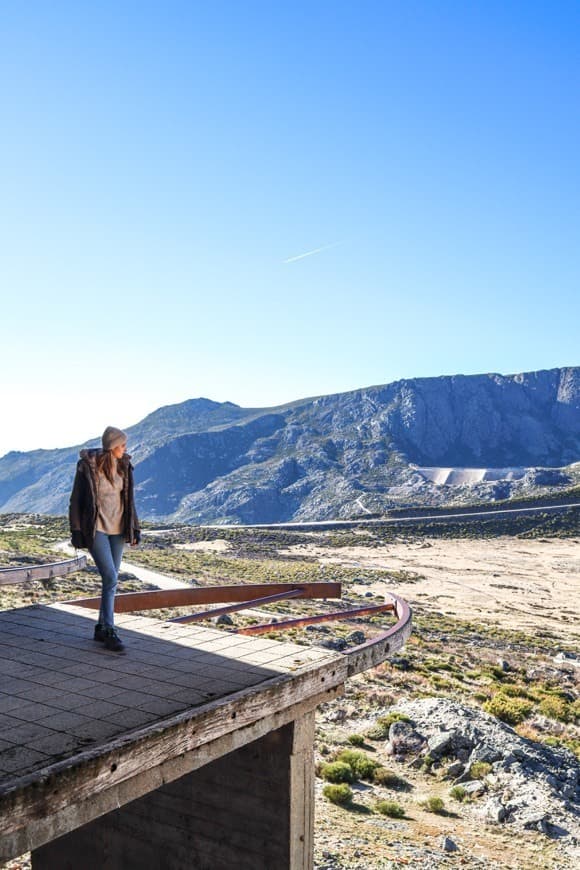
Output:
top-left (32, 713), bottom-right (315, 870)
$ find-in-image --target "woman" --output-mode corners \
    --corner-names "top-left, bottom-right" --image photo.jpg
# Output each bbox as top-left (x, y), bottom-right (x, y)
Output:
top-left (69, 426), bottom-right (140, 652)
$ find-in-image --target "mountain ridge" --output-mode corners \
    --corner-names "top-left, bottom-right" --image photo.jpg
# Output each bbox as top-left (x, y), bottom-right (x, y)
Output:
top-left (1, 367), bottom-right (578, 523)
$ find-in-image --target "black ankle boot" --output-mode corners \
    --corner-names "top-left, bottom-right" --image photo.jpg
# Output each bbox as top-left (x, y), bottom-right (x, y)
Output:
top-left (103, 628), bottom-right (125, 653)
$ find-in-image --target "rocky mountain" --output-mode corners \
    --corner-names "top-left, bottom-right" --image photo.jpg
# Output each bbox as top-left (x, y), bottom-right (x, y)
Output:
top-left (0, 368), bottom-right (578, 524)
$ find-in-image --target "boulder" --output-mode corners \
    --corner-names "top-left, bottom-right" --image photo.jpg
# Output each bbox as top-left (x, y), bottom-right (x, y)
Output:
top-left (446, 760), bottom-right (464, 779)
top-left (468, 742), bottom-right (502, 765)
top-left (463, 780), bottom-right (486, 797)
top-left (485, 797), bottom-right (507, 823)
top-left (427, 730), bottom-right (455, 758)
top-left (388, 720), bottom-right (425, 756)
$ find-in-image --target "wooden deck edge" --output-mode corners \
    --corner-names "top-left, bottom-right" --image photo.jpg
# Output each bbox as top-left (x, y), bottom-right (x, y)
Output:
top-left (0, 656), bottom-right (346, 861)
top-left (346, 593), bottom-right (413, 676)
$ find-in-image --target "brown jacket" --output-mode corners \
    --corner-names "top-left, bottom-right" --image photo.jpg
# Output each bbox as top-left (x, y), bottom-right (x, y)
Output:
top-left (69, 449), bottom-right (140, 549)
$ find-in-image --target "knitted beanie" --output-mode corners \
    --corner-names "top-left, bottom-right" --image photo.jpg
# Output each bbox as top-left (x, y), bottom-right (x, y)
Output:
top-left (102, 426), bottom-right (127, 451)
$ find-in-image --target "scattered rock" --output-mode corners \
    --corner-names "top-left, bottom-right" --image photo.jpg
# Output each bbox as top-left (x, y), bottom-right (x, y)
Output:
top-left (319, 637), bottom-right (348, 651)
top-left (389, 656), bottom-right (410, 671)
top-left (468, 742), bottom-right (502, 765)
top-left (215, 613), bottom-right (234, 626)
top-left (463, 780), bottom-right (486, 797)
top-left (554, 651), bottom-right (580, 668)
top-left (326, 708), bottom-right (348, 723)
top-left (441, 835), bottom-right (459, 852)
top-left (496, 657), bottom-right (513, 672)
top-left (485, 796), bottom-right (507, 823)
top-left (346, 630), bottom-right (366, 646)
top-left (446, 760), bottom-right (464, 778)
top-left (523, 814), bottom-right (552, 835)
top-left (384, 697), bottom-right (580, 861)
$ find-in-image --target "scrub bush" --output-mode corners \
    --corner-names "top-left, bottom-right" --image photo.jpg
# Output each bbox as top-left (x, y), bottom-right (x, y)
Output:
top-left (320, 761), bottom-right (354, 784)
top-left (323, 783), bottom-right (353, 806)
top-left (335, 749), bottom-right (379, 781)
top-left (375, 800), bottom-right (405, 818)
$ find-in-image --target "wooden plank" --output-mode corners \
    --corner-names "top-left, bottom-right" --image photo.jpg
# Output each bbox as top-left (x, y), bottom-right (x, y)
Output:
top-left (0, 557), bottom-right (87, 586)
top-left (69, 581), bottom-right (342, 612)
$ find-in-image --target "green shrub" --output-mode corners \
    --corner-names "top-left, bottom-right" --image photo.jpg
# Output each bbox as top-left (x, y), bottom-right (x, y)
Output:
top-left (542, 735), bottom-right (580, 759)
top-left (421, 753), bottom-right (434, 772)
top-left (375, 800), bottom-right (405, 818)
top-left (429, 675), bottom-right (453, 689)
top-left (373, 767), bottom-right (408, 789)
top-left (449, 785), bottom-right (467, 802)
top-left (347, 733), bottom-right (365, 747)
top-left (323, 783), bottom-right (353, 806)
top-left (320, 761), bottom-right (354, 784)
top-left (483, 693), bottom-right (533, 725)
top-left (421, 796), bottom-right (445, 813)
top-left (336, 749), bottom-right (379, 781)
top-left (499, 683), bottom-right (531, 699)
top-left (469, 761), bottom-right (492, 779)
top-left (538, 695), bottom-right (572, 722)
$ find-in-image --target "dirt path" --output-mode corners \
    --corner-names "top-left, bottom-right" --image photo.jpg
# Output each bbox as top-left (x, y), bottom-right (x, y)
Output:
top-left (54, 541), bottom-right (189, 590)
top-left (280, 536), bottom-right (580, 641)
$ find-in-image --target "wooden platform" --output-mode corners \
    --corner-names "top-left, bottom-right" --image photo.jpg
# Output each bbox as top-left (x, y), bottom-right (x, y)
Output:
top-left (0, 603), bottom-right (346, 864)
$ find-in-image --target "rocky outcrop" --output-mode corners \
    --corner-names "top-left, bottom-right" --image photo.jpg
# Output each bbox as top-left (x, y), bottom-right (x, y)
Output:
top-left (383, 698), bottom-right (580, 859)
top-left (0, 367), bottom-right (578, 522)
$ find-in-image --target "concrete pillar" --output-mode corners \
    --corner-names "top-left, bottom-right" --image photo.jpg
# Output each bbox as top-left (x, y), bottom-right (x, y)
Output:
top-left (32, 712), bottom-right (315, 870)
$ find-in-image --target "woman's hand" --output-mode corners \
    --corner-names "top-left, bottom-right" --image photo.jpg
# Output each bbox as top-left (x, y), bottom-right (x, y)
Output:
top-left (71, 530), bottom-right (85, 549)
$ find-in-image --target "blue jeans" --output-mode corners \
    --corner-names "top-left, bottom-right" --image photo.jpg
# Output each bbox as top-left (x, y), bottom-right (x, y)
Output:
top-left (90, 532), bottom-right (125, 628)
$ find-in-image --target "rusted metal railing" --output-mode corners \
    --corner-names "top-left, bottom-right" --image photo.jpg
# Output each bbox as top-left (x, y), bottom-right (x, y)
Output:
top-left (68, 580), bottom-right (412, 671)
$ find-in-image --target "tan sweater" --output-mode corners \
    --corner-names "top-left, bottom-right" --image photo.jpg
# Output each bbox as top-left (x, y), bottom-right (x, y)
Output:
top-left (95, 467), bottom-right (125, 535)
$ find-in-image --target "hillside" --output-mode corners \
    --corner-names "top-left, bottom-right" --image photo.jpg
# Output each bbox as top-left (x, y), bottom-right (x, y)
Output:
top-left (0, 367), bottom-right (578, 523)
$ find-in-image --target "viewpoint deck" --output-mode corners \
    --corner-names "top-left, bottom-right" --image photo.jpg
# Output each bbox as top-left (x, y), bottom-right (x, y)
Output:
top-left (0, 603), bottom-right (346, 868)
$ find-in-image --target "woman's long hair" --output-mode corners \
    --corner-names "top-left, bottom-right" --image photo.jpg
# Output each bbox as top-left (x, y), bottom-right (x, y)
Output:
top-left (96, 450), bottom-right (118, 485)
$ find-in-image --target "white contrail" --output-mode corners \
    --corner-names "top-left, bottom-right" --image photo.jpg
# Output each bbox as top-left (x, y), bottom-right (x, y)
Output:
top-left (283, 241), bottom-right (344, 264)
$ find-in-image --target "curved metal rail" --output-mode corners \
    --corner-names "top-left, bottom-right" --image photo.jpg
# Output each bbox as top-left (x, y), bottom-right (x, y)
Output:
top-left (236, 591), bottom-right (412, 675)
top-left (69, 582), bottom-right (341, 611)
top-left (0, 556), bottom-right (87, 586)
top-left (343, 592), bottom-right (412, 676)
top-left (68, 582), bottom-right (412, 672)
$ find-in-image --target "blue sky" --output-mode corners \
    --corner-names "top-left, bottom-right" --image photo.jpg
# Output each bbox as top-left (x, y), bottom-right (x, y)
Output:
top-left (1, 1), bottom-right (578, 456)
